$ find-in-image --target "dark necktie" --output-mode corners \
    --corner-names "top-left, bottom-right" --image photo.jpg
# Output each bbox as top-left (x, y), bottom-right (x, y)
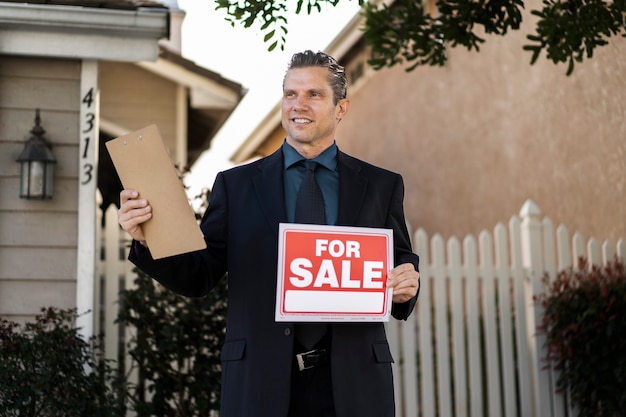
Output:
top-left (295, 160), bottom-right (326, 225)
top-left (294, 160), bottom-right (328, 349)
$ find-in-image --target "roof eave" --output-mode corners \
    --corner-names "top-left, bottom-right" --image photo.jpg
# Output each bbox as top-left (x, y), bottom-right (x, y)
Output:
top-left (0, 2), bottom-right (169, 61)
top-left (136, 47), bottom-right (245, 110)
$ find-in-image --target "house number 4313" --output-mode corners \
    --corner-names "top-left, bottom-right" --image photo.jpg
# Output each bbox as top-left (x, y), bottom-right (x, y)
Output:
top-left (80, 87), bottom-right (95, 185)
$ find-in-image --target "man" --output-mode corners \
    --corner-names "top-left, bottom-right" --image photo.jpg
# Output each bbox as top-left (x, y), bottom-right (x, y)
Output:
top-left (118, 50), bottom-right (420, 417)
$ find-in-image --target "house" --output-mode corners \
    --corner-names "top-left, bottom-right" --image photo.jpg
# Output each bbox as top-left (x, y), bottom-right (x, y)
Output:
top-left (0, 0), bottom-right (244, 336)
top-left (202, 0), bottom-right (625, 244)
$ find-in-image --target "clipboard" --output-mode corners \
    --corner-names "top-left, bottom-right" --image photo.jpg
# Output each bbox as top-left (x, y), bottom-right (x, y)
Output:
top-left (106, 124), bottom-right (206, 259)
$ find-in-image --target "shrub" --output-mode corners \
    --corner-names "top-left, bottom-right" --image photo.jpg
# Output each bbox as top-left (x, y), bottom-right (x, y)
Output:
top-left (537, 257), bottom-right (626, 417)
top-left (0, 307), bottom-right (124, 417)
top-left (116, 268), bottom-right (228, 416)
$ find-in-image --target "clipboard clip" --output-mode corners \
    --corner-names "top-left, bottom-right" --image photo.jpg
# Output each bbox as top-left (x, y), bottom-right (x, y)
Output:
top-left (123, 134), bottom-right (143, 146)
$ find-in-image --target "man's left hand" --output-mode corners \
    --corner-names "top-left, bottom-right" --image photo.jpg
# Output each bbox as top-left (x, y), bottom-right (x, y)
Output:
top-left (387, 263), bottom-right (420, 304)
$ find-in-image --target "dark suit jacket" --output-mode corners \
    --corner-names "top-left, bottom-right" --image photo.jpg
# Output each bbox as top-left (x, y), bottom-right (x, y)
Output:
top-left (131, 147), bottom-right (419, 417)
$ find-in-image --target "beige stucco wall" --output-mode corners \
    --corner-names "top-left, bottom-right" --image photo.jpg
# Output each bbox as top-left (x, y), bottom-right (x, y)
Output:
top-left (336, 8), bottom-right (625, 244)
top-left (0, 56), bottom-right (80, 323)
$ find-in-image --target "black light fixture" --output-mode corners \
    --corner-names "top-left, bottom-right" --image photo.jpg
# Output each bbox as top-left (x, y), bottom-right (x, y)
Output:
top-left (16, 109), bottom-right (56, 199)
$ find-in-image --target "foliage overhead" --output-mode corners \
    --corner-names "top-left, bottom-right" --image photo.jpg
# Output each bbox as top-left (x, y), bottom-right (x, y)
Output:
top-left (363, 0), bottom-right (524, 70)
top-left (214, 0), bottom-right (626, 75)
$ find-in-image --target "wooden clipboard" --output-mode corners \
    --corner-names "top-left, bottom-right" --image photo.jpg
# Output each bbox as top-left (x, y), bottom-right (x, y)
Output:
top-left (105, 124), bottom-right (206, 259)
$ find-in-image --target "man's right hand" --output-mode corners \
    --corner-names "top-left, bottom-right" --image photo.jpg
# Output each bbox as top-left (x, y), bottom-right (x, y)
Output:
top-left (118, 189), bottom-right (152, 246)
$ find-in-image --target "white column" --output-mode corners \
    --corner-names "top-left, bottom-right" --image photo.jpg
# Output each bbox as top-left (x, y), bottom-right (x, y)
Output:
top-left (75, 59), bottom-right (99, 340)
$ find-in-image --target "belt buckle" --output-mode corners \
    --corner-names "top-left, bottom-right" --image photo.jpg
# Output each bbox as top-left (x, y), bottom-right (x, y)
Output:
top-left (296, 349), bottom-right (317, 371)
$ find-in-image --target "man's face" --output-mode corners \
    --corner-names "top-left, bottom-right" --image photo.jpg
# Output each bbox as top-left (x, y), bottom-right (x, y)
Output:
top-left (281, 66), bottom-right (349, 156)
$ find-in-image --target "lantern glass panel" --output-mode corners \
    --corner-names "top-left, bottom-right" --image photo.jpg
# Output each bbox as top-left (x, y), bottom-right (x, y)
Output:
top-left (20, 160), bottom-right (53, 199)
top-left (19, 161), bottom-right (30, 197)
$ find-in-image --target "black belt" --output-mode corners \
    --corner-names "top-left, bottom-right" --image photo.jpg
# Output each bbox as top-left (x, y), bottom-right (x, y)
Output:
top-left (296, 348), bottom-right (330, 371)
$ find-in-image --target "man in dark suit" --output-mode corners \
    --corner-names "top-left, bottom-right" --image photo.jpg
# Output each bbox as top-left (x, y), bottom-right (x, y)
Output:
top-left (118, 50), bottom-right (420, 417)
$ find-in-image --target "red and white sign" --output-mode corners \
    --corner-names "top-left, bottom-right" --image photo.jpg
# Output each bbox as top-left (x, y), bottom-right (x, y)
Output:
top-left (275, 223), bottom-right (394, 322)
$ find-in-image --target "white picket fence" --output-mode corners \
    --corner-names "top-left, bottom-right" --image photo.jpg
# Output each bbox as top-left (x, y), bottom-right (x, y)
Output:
top-left (97, 199), bottom-right (625, 417)
top-left (387, 199), bottom-right (625, 417)
top-left (96, 205), bottom-right (134, 373)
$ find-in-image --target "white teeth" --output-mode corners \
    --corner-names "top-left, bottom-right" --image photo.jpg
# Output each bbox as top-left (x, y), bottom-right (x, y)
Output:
top-left (293, 118), bottom-right (311, 123)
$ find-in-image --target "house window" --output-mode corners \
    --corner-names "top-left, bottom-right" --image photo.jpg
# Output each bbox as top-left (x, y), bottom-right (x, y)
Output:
top-left (349, 61), bottom-right (364, 85)
top-left (342, 41), bottom-right (374, 94)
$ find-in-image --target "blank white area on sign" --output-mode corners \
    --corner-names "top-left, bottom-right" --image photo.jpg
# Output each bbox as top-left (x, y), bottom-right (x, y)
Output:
top-left (284, 290), bottom-right (384, 313)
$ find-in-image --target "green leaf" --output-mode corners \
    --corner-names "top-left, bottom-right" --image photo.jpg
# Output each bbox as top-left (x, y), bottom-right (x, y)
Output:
top-left (213, 0), bottom-right (623, 73)
top-left (264, 29), bottom-right (276, 42)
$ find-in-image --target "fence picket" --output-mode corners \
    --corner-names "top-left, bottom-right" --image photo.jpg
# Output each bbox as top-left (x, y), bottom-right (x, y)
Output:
top-left (543, 218), bottom-right (557, 278)
top-left (602, 241), bottom-right (615, 265)
top-left (521, 200), bottom-right (554, 417)
top-left (448, 237), bottom-right (467, 417)
top-left (543, 218), bottom-right (568, 417)
top-left (432, 234), bottom-right (453, 417)
top-left (463, 235), bottom-right (483, 417)
top-left (556, 225), bottom-right (571, 271)
top-left (415, 228), bottom-right (435, 417)
top-left (588, 238), bottom-right (601, 266)
top-left (121, 241), bottom-right (138, 388)
top-left (479, 231), bottom-right (502, 417)
top-left (399, 314), bottom-right (418, 417)
top-left (104, 205), bottom-right (121, 364)
top-left (572, 232), bottom-right (585, 265)
top-left (509, 215), bottom-right (534, 417)
top-left (95, 202), bottom-right (103, 353)
top-left (494, 223), bottom-right (517, 417)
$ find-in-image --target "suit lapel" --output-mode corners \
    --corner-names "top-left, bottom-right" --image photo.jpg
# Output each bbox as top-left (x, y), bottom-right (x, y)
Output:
top-left (337, 151), bottom-right (367, 225)
top-left (253, 148), bottom-right (287, 233)
top-left (252, 148), bottom-right (367, 228)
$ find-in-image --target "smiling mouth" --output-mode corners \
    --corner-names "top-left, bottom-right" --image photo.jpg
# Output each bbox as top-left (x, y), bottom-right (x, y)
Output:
top-left (292, 118), bottom-right (312, 124)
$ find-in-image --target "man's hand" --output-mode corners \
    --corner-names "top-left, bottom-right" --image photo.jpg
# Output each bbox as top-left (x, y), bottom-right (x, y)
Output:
top-left (118, 189), bottom-right (152, 246)
top-left (387, 263), bottom-right (420, 304)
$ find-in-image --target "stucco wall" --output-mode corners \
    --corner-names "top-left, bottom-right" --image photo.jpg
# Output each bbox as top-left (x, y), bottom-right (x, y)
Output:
top-left (336, 8), bottom-right (626, 244)
top-left (0, 56), bottom-right (80, 323)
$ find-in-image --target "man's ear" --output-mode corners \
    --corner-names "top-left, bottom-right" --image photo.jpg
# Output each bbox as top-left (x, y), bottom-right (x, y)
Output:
top-left (336, 98), bottom-right (350, 121)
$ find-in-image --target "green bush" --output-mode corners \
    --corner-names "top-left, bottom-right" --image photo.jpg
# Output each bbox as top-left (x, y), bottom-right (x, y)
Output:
top-left (117, 268), bottom-right (228, 416)
top-left (537, 257), bottom-right (626, 417)
top-left (0, 307), bottom-right (124, 417)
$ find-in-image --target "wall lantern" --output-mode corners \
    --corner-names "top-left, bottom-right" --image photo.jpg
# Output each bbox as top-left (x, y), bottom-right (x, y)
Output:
top-left (16, 109), bottom-right (56, 199)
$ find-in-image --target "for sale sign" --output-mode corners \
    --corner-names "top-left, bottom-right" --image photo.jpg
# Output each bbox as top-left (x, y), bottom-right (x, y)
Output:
top-left (275, 223), bottom-right (394, 322)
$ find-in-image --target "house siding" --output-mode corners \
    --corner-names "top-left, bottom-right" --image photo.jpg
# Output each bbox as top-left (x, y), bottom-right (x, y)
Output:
top-left (99, 61), bottom-right (179, 158)
top-left (0, 55), bottom-right (80, 323)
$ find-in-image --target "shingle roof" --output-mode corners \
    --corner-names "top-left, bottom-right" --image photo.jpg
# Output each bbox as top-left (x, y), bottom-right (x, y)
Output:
top-left (0, 0), bottom-right (167, 10)
top-left (158, 46), bottom-right (245, 97)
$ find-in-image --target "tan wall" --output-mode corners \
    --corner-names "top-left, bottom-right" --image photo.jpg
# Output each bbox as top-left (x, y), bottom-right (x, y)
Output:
top-left (336, 7), bottom-right (626, 244)
top-left (0, 56), bottom-right (80, 323)
top-left (99, 61), bottom-right (179, 157)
